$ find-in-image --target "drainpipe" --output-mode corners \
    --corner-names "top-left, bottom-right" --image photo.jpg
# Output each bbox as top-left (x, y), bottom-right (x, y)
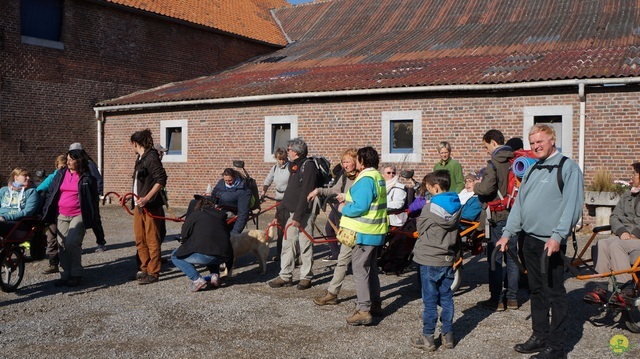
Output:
top-left (95, 109), bottom-right (103, 175)
top-left (578, 82), bottom-right (586, 172)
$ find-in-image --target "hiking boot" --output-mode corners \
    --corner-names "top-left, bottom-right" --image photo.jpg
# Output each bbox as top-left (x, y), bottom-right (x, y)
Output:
top-left (297, 279), bottom-right (312, 290)
top-left (268, 277), bottom-right (293, 288)
top-left (514, 335), bottom-right (546, 354)
top-left (346, 310), bottom-right (372, 326)
top-left (189, 277), bottom-right (208, 292)
top-left (370, 301), bottom-right (383, 317)
top-left (138, 274), bottom-right (158, 285)
top-left (441, 332), bottom-right (455, 349)
top-left (313, 290), bottom-right (338, 306)
top-left (135, 271), bottom-right (147, 280)
top-left (67, 276), bottom-right (82, 287)
top-left (507, 299), bottom-right (519, 310)
top-left (411, 334), bottom-right (436, 351)
top-left (477, 298), bottom-right (505, 311)
top-left (42, 265), bottom-right (59, 274)
top-left (209, 273), bottom-right (220, 288)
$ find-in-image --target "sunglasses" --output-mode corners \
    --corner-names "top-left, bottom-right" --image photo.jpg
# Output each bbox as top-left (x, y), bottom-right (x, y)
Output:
top-left (386, 171), bottom-right (396, 175)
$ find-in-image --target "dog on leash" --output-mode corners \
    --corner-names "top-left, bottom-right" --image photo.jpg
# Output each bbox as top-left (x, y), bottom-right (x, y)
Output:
top-left (224, 226), bottom-right (275, 277)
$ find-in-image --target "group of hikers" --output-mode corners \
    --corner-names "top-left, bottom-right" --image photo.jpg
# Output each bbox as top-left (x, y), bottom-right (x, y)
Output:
top-left (4, 123), bottom-right (640, 359)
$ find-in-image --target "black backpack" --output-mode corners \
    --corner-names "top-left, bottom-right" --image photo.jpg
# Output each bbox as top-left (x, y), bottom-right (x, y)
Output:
top-left (300, 156), bottom-right (332, 188)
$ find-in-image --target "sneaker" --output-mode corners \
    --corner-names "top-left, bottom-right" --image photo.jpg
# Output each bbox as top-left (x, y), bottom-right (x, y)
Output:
top-left (346, 310), bottom-right (373, 326)
top-left (322, 255), bottom-right (337, 262)
top-left (210, 273), bottom-right (220, 288)
top-left (297, 279), bottom-right (312, 290)
top-left (94, 244), bottom-right (107, 253)
top-left (42, 265), bottom-right (59, 274)
top-left (507, 299), bottom-right (519, 310)
top-left (441, 332), bottom-right (454, 349)
top-left (411, 334), bottom-right (436, 351)
top-left (189, 277), bottom-right (208, 292)
top-left (583, 288), bottom-right (608, 305)
top-left (138, 274), bottom-right (158, 285)
top-left (313, 290), bottom-right (338, 306)
top-left (268, 277), bottom-right (293, 288)
top-left (477, 298), bottom-right (505, 311)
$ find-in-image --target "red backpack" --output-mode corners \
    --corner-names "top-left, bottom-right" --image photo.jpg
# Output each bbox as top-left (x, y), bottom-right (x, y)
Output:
top-left (487, 149), bottom-right (536, 212)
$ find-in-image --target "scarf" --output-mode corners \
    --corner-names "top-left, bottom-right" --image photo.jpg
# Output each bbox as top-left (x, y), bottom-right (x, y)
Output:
top-left (386, 175), bottom-right (399, 192)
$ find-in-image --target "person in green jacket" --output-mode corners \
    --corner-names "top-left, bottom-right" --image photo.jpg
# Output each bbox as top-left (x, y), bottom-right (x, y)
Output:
top-left (433, 141), bottom-right (464, 193)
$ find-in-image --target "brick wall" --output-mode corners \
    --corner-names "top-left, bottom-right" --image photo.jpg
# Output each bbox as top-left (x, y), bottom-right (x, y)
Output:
top-left (101, 87), bottom-right (640, 228)
top-left (0, 0), bottom-right (280, 183)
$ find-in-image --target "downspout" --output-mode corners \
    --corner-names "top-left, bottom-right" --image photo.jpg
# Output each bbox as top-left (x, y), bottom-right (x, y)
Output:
top-left (95, 109), bottom-right (103, 175)
top-left (578, 82), bottom-right (586, 172)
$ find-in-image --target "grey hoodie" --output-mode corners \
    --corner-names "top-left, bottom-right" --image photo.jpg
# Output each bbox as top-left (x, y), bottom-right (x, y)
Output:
top-left (414, 192), bottom-right (462, 267)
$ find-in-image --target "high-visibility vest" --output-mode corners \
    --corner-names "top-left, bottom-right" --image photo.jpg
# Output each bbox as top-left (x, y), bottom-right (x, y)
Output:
top-left (340, 169), bottom-right (388, 234)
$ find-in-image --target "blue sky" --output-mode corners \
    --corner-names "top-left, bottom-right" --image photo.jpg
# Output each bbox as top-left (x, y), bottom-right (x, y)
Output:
top-left (288, 0), bottom-right (314, 4)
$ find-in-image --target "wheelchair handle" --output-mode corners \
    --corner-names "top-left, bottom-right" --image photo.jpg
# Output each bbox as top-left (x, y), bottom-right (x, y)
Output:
top-left (490, 243), bottom-right (526, 273)
top-left (539, 248), bottom-right (581, 277)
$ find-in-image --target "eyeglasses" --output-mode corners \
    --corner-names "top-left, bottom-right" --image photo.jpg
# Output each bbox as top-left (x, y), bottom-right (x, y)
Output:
top-left (386, 171), bottom-right (396, 175)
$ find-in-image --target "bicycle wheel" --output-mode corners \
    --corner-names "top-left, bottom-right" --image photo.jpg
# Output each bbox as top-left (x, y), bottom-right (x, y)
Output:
top-left (623, 301), bottom-right (640, 333)
top-left (0, 248), bottom-right (25, 292)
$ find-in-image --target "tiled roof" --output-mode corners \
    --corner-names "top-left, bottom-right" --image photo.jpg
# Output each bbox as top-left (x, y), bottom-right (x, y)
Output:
top-left (99, 0), bottom-right (640, 107)
top-left (104, 0), bottom-right (289, 45)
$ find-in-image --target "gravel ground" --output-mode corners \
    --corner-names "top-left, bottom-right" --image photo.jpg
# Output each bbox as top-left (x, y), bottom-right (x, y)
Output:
top-left (1, 204), bottom-right (639, 358)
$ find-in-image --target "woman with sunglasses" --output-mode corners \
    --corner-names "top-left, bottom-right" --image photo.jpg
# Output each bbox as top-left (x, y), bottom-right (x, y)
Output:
top-left (382, 165), bottom-right (407, 227)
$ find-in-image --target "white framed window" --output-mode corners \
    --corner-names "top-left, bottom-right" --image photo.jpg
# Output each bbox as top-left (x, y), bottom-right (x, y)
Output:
top-left (381, 110), bottom-right (422, 163)
top-left (264, 115), bottom-right (298, 162)
top-left (523, 106), bottom-right (573, 158)
top-left (160, 120), bottom-right (188, 162)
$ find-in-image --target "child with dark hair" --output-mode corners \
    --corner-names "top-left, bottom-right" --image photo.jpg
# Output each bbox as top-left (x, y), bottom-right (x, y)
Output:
top-left (412, 169), bottom-right (462, 351)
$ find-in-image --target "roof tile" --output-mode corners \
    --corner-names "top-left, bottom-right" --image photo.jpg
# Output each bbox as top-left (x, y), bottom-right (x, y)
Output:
top-left (104, 0), bottom-right (289, 45)
top-left (100, 0), bottom-right (640, 107)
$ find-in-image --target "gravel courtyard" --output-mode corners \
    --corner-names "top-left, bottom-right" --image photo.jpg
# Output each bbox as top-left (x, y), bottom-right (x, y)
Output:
top-left (1, 204), bottom-right (638, 358)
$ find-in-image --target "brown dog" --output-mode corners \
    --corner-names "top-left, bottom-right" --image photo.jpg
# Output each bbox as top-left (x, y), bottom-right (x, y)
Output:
top-left (224, 226), bottom-right (275, 277)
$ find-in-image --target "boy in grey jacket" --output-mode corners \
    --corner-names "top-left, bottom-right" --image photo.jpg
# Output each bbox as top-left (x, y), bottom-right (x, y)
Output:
top-left (411, 170), bottom-right (462, 352)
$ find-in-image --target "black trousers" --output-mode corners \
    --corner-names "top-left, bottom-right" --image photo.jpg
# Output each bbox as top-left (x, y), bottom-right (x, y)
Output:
top-left (523, 234), bottom-right (567, 351)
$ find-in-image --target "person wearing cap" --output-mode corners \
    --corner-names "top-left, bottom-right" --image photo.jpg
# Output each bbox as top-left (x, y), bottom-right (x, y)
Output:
top-left (68, 142), bottom-right (108, 252)
top-left (433, 141), bottom-right (464, 193)
top-left (130, 129), bottom-right (168, 285)
top-left (474, 129), bottom-right (519, 312)
top-left (593, 161), bottom-right (640, 289)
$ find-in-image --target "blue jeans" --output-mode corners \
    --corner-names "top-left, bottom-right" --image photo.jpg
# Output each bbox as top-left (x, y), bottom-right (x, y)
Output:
top-left (419, 265), bottom-right (454, 336)
top-left (487, 220), bottom-right (519, 301)
top-left (171, 249), bottom-right (226, 281)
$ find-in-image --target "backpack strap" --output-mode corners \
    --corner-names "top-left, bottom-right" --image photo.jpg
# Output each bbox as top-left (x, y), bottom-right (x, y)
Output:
top-left (523, 155), bottom-right (568, 193)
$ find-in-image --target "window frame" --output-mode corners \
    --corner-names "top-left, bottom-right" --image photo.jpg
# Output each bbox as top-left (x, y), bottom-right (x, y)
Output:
top-left (381, 110), bottom-right (422, 163)
top-left (264, 115), bottom-right (298, 162)
top-left (523, 105), bottom-right (573, 158)
top-left (160, 120), bottom-right (188, 163)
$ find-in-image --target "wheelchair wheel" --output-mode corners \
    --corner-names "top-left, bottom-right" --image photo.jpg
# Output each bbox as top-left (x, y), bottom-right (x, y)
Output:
top-left (451, 267), bottom-right (462, 292)
top-left (0, 248), bottom-right (25, 293)
top-left (623, 303), bottom-right (640, 333)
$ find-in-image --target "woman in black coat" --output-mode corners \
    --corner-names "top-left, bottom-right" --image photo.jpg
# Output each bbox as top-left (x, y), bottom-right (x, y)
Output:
top-left (171, 196), bottom-right (233, 292)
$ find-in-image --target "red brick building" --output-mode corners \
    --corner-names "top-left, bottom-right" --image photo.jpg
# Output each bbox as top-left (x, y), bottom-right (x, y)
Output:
top-left (96, 0), bottom-right (640, 209)
top-left (0, 0), bottom-right (288, 183)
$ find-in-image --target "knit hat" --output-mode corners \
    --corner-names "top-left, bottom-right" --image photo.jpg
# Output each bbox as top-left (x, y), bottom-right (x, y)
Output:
top-left (69, 142), bottom-right (84, 151)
